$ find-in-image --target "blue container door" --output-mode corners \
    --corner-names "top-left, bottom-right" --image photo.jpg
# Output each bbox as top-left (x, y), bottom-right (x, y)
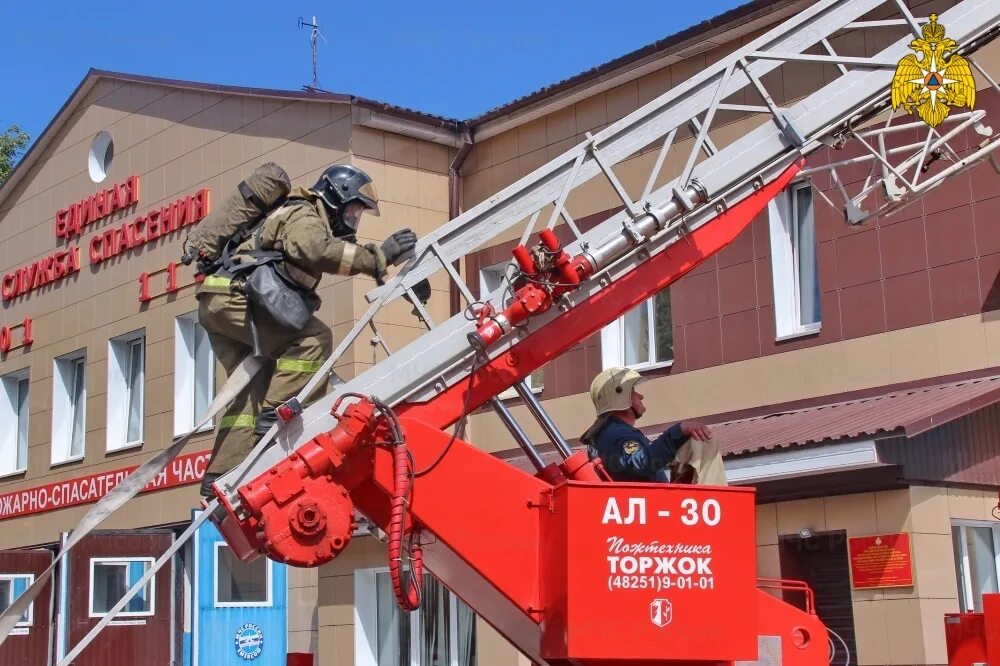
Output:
top-left (193, 511), bottom-right (287, 665)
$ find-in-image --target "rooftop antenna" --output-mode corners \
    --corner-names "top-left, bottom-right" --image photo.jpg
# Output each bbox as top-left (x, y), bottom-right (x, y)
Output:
top-left (298, 16), bottom-right (327, 91)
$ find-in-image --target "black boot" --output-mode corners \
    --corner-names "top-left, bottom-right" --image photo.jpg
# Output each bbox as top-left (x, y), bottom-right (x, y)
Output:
top-left (199, 472), bottom-right (220, 499)
top-left (254, 408), bottom-right (278, 438)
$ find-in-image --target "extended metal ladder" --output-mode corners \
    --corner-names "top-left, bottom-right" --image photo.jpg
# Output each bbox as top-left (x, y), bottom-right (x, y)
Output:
top-left (4, 0), bottom-right (1000, 661)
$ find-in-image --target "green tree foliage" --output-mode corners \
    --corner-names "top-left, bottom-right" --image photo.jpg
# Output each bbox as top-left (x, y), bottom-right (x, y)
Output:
top-left (0, 125), bottom-right (31, 186)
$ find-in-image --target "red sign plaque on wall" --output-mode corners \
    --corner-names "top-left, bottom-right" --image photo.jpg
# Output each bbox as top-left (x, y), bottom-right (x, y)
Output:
top-left (0, 450), bottom-right (211, 521)
top-left (848, 533), bottom-right (914, 589)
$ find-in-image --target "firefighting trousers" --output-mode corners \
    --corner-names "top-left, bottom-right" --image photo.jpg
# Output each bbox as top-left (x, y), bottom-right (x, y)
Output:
top-left (198, 290), bottom-right (332, 474)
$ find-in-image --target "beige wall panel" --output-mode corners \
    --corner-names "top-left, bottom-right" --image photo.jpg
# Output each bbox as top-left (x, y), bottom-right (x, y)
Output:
top-left (947, 487), bottom-right (988, 521)
top-left (518, 147), bottom-right (547, 179)
top-left (417, 141), bottom-right (451, 174)
top-left (606, 80), bottom-right (640, 122)
top-left (909, 486), bottom-right (951, 535)
top-left (492, 129), bottom-right (519, 167)
top-left (319, 536), bottom-right (386, 578)
top-left (886, 325), bottom-right (940, 383)
top-left (906, 532), bottom-right (961, 601)
top-left (637, 67), bottom-right (673, 107)
top-left (318, 574), bottom-right (354, 627)
top-left (317, 624), bottom-right (354, 666)
top-left (756, 347), bottom-right (810, 406)
top-left (492, 157), bottom-right (521, 194)
top-left (841, 334), bottom-right (892, 392)
top-left (385, 133), bottom-right (420, 168)
top-left (576, 93), bottom-right (608, 134)
top-left (775, 498), bottom-right (826, 535)
top-left (546, 106), bottom-right (577, 146)
top-left (475, 616), bottom-right (525, 666)
top-left (517, 118), bottom-right (547, 156)
top-left (757, 543), bottom-right (780, 578)
top-left (824, 492), bottom-right (877, 535)
top-left (920, 597), bottom-right (960, 665)
top-left (795, 343), bottom-right (850, 399)
top-left (851, 599), bottom-right (889, 666)
top-left (756, 503), bottom-right (778, 546)
top-left (934, 316), bottom-right (988, 376)
top-left (884, 598), bottom-right (926, 664)
top-left (874, 489), bottom-right (912, 533)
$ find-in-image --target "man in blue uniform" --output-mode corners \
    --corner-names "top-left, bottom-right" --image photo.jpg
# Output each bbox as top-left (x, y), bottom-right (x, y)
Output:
top-left (582, 367), bottom-right (727, 484)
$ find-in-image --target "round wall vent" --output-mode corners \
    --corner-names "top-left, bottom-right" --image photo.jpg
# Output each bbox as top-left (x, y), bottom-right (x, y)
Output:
top-left (88, 131), bottom-right (114, 183)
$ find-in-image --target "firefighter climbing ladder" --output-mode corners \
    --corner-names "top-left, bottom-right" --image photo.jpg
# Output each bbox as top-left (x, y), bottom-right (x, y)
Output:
top-left (3, 0), bottom-right (1000, 662)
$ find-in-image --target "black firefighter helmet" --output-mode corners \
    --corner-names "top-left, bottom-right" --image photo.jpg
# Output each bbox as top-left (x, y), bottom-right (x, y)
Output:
top-left (313, 164), bottom-right (380, 238)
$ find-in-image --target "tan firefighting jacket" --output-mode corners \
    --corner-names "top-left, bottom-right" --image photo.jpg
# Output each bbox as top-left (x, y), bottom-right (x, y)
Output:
top-left (198, 186), bottom-right (387, 294)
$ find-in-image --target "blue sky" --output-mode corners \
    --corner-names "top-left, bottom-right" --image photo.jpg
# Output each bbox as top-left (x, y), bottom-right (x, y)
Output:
top-left (4, 0), bottom-right (747, 149)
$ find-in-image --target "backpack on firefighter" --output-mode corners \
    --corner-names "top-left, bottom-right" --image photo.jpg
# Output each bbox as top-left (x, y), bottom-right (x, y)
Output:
top-left (181, 161), bottom-right (292, 274)
top-left (181, 162), bottom-right (320, 340)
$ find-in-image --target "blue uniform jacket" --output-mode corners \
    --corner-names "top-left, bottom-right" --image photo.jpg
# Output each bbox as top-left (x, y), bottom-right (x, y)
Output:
top-left (587, 418), bottom-right (688, 482)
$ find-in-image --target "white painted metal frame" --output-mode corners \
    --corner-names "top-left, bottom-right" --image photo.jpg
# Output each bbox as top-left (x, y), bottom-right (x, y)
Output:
top-left (354, 567), bottom-right (467, 666)
top-left (220, 0), bottom-right (1000, 501)
top-left (952, 520), bottom-right (1000, 613)
top-left (0, 574), bottom-right (34, 627)
top-left (51, 351), bottom-right (86, 466)
top-left (768, 183), bottom-right (823, 340)
top-left (212, 541), bottom-right (273, 608)
top-left (0, 369), bottom-right (29, 479)
top-left (107, 331), bottom-right (146, 453)
top-left (174, 313), bottom-right (216, 437)
top-left (87, 557), bottom-right (156, 618)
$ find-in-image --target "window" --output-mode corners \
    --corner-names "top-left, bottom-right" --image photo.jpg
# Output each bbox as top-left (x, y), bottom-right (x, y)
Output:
top-left (174, 313), bottom-right (216, 436)
top-left (214, 542), bottom-right (271, 606)
top-left (89, 557), bottom-right (154, 617)
top-left (478, 262), bottom-right (545, 395)
top-left (769, 181), bottom-right (820, 339)
top-left (952, 521), bottom-right (1000, 612)
top-left (52, 351), bottom-right (86, 464)
top-left (601, 290), bottom-right (673, 370)
top-left (0, 370), bottom-right (29, 476)
top-left (355, 568), bottom-right (476, 666)
top-left (0, 574), bottom-right (34, 626)
top-left (108, 332), bottom-right (145, 451)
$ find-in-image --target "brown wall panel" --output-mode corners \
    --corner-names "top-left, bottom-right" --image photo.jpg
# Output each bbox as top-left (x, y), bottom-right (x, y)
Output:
top-left (0, 550), bottom-right (53, 666)
top-left (67, 531), bottom-right (173, 666)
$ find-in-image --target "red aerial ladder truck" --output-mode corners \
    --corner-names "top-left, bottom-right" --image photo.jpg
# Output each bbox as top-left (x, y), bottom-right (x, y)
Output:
top-left (5, 0), bottom-right (1000, 663)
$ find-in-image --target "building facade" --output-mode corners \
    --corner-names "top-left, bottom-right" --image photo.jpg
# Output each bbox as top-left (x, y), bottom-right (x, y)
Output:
top-left (2, 0), bottom-right (1000, 664)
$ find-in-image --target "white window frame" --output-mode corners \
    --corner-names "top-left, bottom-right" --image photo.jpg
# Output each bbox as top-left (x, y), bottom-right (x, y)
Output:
top-left (0, 573), bottom-right (35, 627)
top-left (600, 290), bottom-right (674, 371)
top-left (478, 261), bottom-right (544, 397)
top-left (952, 520), bottom-right (1000, 613)
top-left (52, 351), bottom-right (87, 466)
top-left (88, 557), bottom-right (156, 618)
top-left (212, 541), bottom-right (273, 608)
top-left (0, 369), bottom-right (29, 478)
top-left (768, 181), bottom-right (822, 341)
top-left (354, 567), bottom-right (471, 666)
top-left (174, 313), bottom-right (216, 436)
top-left (107, 331), bottom-right (145, 452)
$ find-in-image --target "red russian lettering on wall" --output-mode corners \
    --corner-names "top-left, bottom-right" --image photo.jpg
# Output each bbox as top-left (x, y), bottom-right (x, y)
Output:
top-left (1, 248), bottom-right (81, 301)
top-left (89, 188), bottom-right (210, 264)
top-left (0, 318), bottom-right (33, 355)
top-left (0, 450), bottom-right (211, 520)
top-left (54, 175), bottom-right (140, 239)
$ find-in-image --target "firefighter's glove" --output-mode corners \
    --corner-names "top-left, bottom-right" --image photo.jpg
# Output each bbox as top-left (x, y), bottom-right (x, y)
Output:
top-left (381, 229), bottom-right (418, 265)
